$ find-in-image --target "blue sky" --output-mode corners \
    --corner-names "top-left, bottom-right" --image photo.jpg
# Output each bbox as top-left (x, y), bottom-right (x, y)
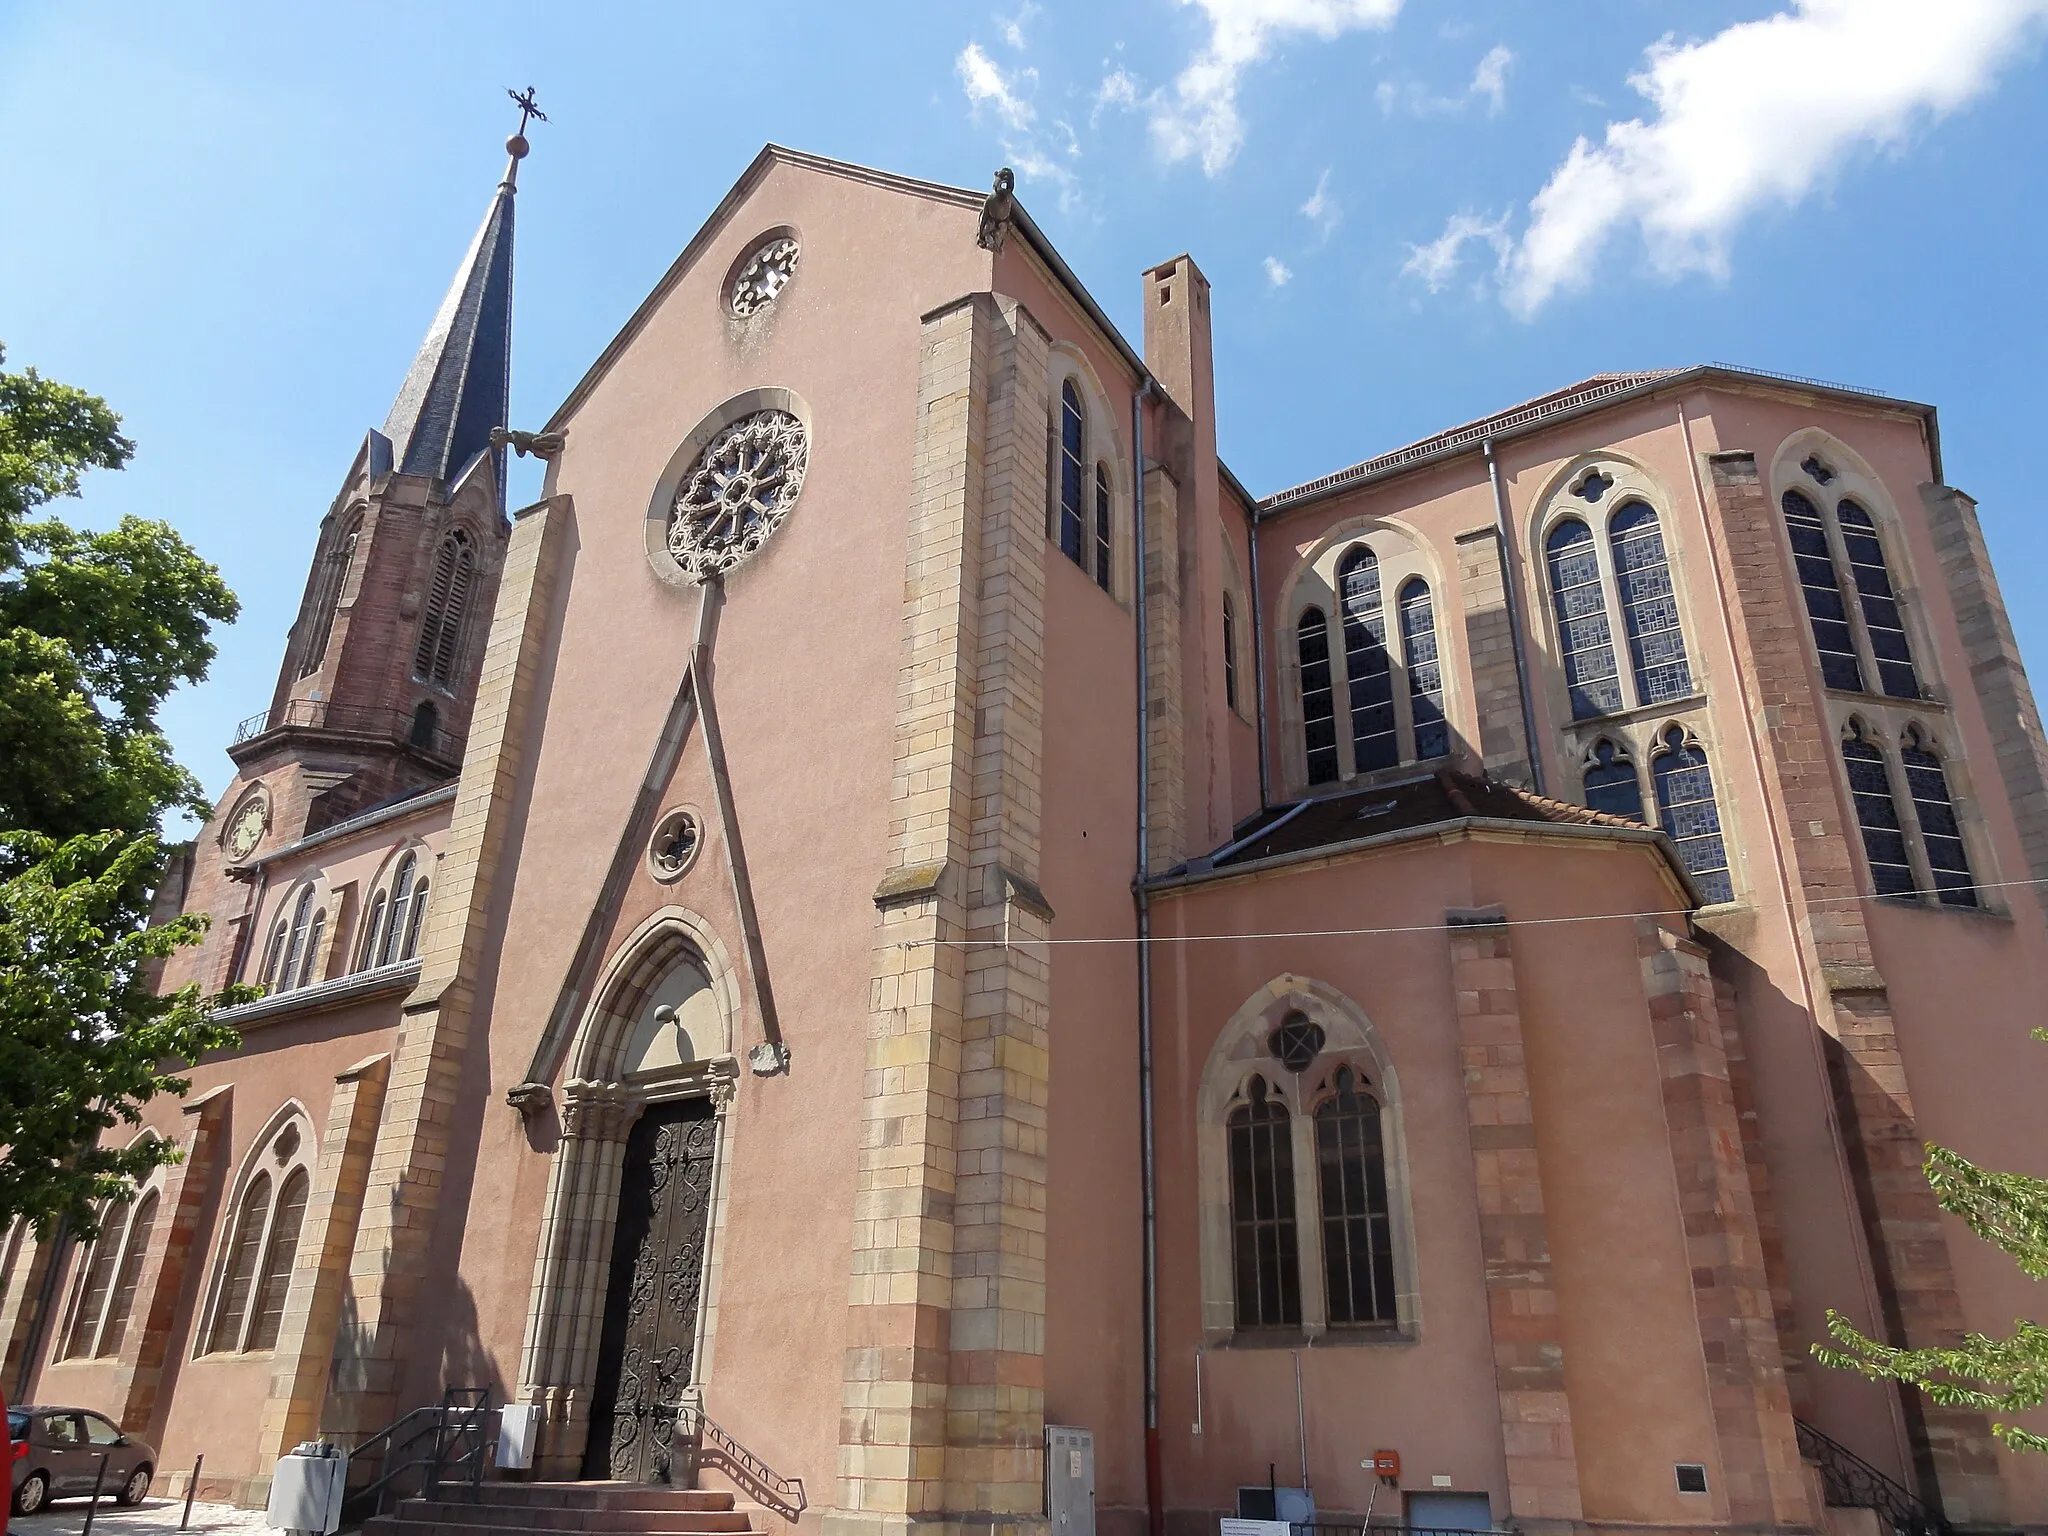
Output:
top-left (6, 0), bottom-right (2048, 816)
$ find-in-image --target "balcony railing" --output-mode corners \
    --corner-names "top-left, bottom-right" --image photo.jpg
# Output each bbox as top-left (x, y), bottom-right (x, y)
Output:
top-left (233, 698), bottom-right (460, 761)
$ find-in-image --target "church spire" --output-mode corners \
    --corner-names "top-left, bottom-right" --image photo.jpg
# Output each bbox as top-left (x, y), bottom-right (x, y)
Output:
top-left (379, 91), bottom-right (541, 495)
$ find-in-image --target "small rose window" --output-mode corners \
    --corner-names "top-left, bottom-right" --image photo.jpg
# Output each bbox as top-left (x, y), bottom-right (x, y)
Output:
top-left (650, 809), bottom-right (703, 882)
top-left (731, 237), bottom-right (799, 316)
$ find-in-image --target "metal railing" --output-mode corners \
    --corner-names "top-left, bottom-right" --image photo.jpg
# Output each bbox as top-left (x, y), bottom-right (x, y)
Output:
top-left (234, 698), bottom-right (461, 760)
top-left (1291, 1525), bottom-right (1500, 1536)
top-left (1795, 1418), bottom-right (1949, 1536)
top-left (333, 1386), bottom-right (495, 1525)
top-left (673, 1403), bottom-right (806, 1521)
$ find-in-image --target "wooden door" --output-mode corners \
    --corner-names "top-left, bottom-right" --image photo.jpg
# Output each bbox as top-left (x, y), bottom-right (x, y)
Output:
top-left (583, 1099), bottom-right (716, 1482)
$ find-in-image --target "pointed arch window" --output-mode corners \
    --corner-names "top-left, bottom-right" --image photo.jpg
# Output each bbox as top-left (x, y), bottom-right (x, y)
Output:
top-left (1583, 739), bottom-right (1644, 823)
top-left (267, 887), bottom-right (316, 994)
top-left (95, 1190), bottom-right (159, 1360)
top-left (1837, 500), bottom-right (1920, 699)
top-left (60, 1198), bottom-right (131, 1359)
top-left (355, 890), bottom-right (388, 973)
top-left (1901, 728), bottom-right (1977, 907)
top-left (205, 1173), bottom-right (270, 1353)
top-left (299, 520), bottom-right (359, 678)
top-left (1841, 721), bottom-right (1915, 898)
top-left (409, 700), bottom-right (439, 750)
top-left (1545, 519), bottom-right (1623, 719)
top-left (1093, 461), bottom-right (1113, 590)
top-left (1228, 1077), bottom-right (1301, 1330)
top-left (1056, 381), bottom-right (1085, 566)
top-left (1298, 609), bottom-right (1338, 786)
top-left (1609, 501), bottom-right (1692, 705)
top-left (1315, 1066), bottom-right (1396, 1327)
top-left (414, 528), bottom-right (476, 689)
top-left (1338, 547), bottom-right (1397, 772)
top-left (1783, 490), bottom-right (1865, 692)
top-left (401, 878), bottom-right (431, 961)
top-left (245, 1168), bottom-right (309, 1352)
top-left (1398, 578), bottom-right (1448, 761)
top-left (1652, 727), bottom-right (1733, 904)
top-left (378, 853), bottom-right (418, 968)
top-left (1222, 594), bottom-right (1240, 713)
top-left (296, 907), bottom-right (326, 989)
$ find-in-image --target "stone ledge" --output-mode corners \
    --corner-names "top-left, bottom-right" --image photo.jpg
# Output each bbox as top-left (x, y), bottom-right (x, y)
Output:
top-left (213, 960), bottom-right (422, 1028)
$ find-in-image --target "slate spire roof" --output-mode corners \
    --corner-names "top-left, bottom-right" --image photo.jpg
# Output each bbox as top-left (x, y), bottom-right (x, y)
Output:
top-left (379, 144), bottom-right (519, 495)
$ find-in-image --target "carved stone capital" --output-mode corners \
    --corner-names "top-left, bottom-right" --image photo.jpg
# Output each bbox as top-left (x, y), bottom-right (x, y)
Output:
top-left (558, 1079), bottom-right (643, 1142)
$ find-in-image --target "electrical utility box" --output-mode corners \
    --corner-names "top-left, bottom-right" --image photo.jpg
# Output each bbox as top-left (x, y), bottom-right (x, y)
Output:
top-left (1046, 1426), bottom-right (1095, 1536)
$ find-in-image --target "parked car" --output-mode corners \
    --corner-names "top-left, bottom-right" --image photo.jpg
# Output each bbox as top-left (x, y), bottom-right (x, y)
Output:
top-left (8, 1408), bottom-right (154, 1516)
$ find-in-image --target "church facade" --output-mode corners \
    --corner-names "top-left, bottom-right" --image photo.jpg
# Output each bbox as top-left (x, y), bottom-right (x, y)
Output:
top-left (5, 134), bottom-right (2048, 1536)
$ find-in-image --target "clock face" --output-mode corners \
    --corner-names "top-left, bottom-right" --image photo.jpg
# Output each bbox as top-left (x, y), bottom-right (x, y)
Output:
top-left (225, 799), bottom-right (266, 860)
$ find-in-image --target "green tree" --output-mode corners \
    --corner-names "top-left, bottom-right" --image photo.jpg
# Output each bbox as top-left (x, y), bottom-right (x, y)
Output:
top-left (0, 344), bottom-right (247, 1237)
top-left (1816, 1044), bottom-right (2048, 1454)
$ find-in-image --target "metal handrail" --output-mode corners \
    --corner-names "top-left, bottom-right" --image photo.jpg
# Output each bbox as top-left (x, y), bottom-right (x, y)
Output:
top-left (673, 1403), bottom-right (806, 1521)
top-left (234, 699), bottom-right (461, 760)
top-left (332, 1386), bottom-right (494, 1524)
top-left (424, 1387), bottom-right (494, 1502)
top-left (1795, 1417), bottom-right (1950, 1536)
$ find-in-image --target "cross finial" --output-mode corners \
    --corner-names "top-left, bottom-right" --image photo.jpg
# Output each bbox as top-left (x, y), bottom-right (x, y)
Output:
top-left (508, 86), bottom-right (547, 138)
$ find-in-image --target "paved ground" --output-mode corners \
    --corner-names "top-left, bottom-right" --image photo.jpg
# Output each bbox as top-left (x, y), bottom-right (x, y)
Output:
top-left (11, 1496), bottom-right (274, 1536)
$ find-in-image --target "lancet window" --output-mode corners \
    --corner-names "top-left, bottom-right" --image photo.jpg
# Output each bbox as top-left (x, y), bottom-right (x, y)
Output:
top-left (1835, 718), bottom-right (1979, 908)
top-left (1298, 609), bottom-right (1339, 786)
top-left (1339, 548), bottom-right (1397, 772)
top-left (1782, 478), bottom-right (1921, 700)
top-left (261, 886), bottom-right (321, 993)
top-left (1842, 720), bottom-right (1916, 898)
top-left (299, 518), bottom-right (359, 678)
top-left (1398, 577), bottom-right (1449, 761)
top-left (1222, 594), bottom-right (1240, 713)
top-left (1901, 728), bottom-right (1976, 907)
top-left (1094, 462), bottom-right (1113, 591)
top-left (1543, 490), bottom-right (1695, 721)
top-left (1227, 1076), bottom-right (1301, 1330)
top-left (1651, 726), bottom-right (1733, 904)
top-left (1055, 381), bottom-right (1085, 566)
top-left (414, 528), bottom-right (476, 689)
top-left (57, 1184), bottom-right (160, 1361)
top-left (1582, 739), bottom-right (1645, 823)
top-left (1315, 1066), bottom-right (1397, 1327)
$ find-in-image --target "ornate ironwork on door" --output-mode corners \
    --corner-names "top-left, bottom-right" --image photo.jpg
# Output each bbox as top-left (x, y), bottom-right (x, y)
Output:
top-left (583, 1099), bottom-right (717, 1482)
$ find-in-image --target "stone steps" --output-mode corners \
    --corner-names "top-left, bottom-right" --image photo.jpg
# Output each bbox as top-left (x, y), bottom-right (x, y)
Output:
top-left (360, 1481), bottom-right (763, 1536)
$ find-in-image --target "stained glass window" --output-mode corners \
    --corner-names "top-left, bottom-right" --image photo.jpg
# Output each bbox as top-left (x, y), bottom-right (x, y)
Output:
top-left (1545, 519), bottom-right (1623, 718)
top-left (1299, 609), bottom-right (1338, 786)
top-left (1057, 381), bottom-right (1085, 566)
top-left (1227, 1078), bottom-right (1301, 1329)
top-left (1836, 501), bottom-right (1919, 700)
top-left (1315, 1067), bottom-right (1396, 1327)
top-left (1398, 578), bottom-right (1449, 760)
top-left (1222, 595), bottom-right (1239, 713)
top-left (1609, 502), bottom-right (1693, 705)
top-left (1583, 739), bottom-right (1644, 823)
top-left (1841, 723), bottom-right (1916, 898)
top-left (1783, 490), bottom-right (1863, 692)
top-left (1901, 729), bottom-right (1977, 908)
top-left (1093, 462), bottom-right (1113, 590)
top-left (1339, 547), bottom-right (1397, 771)
top-left (1653, 727), bottom-right (1733, 904)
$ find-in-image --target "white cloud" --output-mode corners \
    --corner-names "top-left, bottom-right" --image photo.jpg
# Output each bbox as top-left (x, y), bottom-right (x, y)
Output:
top-left (1502, 0), bottom-right (2048, 315)
top-left (1093, 66), bottom-right (1141, 125)
top-left (1151, 0), bottom-right (1405, 175)
top-left (1300, 168), bottom-right (1340, 240)
top-left (1470, 45), bottom-right (1513, 114)
top-left (1402, 211), bottom-right (1511, 292)
top-left (957, 43), bottom-right (1037, 133)
top-left (1264, 256), bottom-right (1294, 286)
top-left (999, 2), bottom-right (1039, 50)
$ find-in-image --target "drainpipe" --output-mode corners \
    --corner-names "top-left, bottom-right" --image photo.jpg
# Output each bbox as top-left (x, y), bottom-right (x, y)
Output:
top-left (1132, 378), bottom-right (1164, 1536)
top-left (1483, 438), bottom-right (1545, 795)
top-left (1248, 515), bottom-right (1271, 808)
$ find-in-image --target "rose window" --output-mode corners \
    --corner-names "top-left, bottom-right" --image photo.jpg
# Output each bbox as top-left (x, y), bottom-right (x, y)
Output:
top-left (649, 809), bottom-right (703, 881)
top-left (666, 410), bottom-right (809, 580)
top-left (731, 238), bottom-right (800, 317)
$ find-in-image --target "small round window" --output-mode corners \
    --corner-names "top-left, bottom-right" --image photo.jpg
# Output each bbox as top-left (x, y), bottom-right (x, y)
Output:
top-left (1269, 1012), bottom-right (1326, 1073)
top-left (731, 236), bottom-right (799, 316)
top-left (649, 808), bottom-right (704, 882)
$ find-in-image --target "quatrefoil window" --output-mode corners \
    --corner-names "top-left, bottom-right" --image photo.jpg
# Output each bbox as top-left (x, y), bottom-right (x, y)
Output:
top-left (665, 410), bottom-right (809, 580)
top-left (649, 809), bottom-right (703, 882)
top-left (1574, 469), bottom-right (1614, 503)
top-left (731, 237), bottom-right (800, 317)
top-left (1269, 1012), bottom-right (1326, 1073)
top-left (1801, 454), bottom-right (1836, 486)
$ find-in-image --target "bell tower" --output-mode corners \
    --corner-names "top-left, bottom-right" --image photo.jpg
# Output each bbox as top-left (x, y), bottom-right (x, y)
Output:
top-left (228, 114), bottom-right (533, 840)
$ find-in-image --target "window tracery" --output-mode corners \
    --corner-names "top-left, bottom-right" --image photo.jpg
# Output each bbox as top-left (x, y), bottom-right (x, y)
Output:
top-left (1782, 484), bottom-right (1921, 700)
top-left (1582, 739), bottom-right (1644, 823)
top-left (57, 1183), bottom-right (159, 1362)
top-left (729, 236), bottom-right (799, 317)
top-left (666, 411), bottom-right (809, 581)
top-left (201, 1117), bottom-right (313, 1357)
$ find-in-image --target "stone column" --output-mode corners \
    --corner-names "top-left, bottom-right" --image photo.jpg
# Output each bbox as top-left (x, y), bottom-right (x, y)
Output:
top-left (1447, 908), bottom-right (1582, 1525)
top-left (1702, 451), bottom-right (2005, 1525)
top-left (514, 1080), bottom-right (644, 1479)
top-left (829, 293), bottom-right (1052, 1536)
top-left (1454, 526), bottom-right (1534, 786)
top-left (328, 494), bottom-right (572, 1435)
top-left (107, 1084), bottom-right (231, 1433)
top-left (1636, 924), bottom-right (1810, 1527)
top-left (259, 1053), bottom-right (390, 1463)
